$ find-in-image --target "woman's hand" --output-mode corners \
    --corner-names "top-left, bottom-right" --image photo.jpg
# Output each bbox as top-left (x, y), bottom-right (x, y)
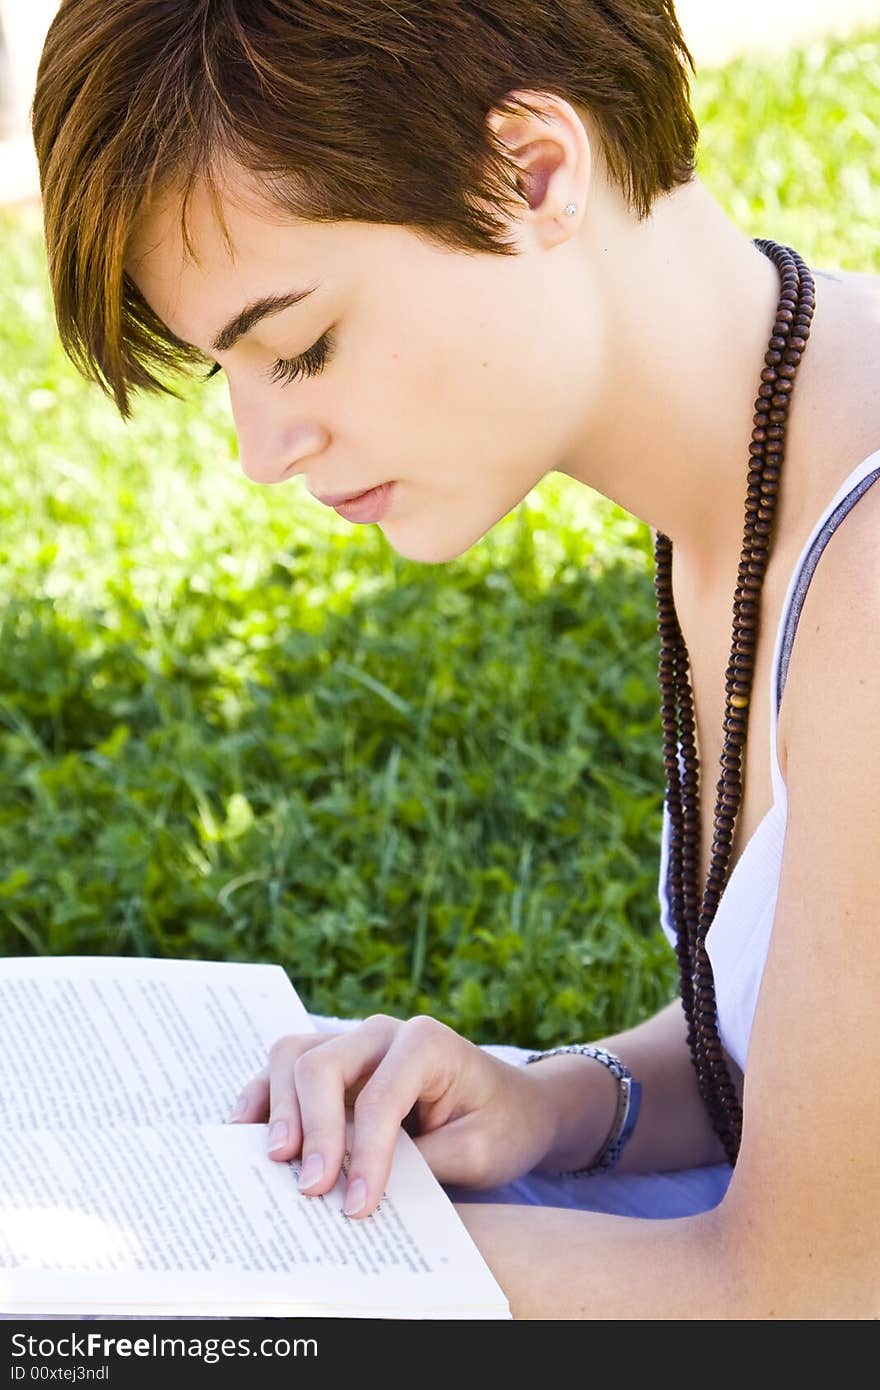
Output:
top-left (229, 1013), bottom-right (558, 1218)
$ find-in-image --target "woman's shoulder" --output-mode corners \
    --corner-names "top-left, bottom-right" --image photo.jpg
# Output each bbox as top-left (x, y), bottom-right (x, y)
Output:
top-left (832, 265), bottom-right (880, 296)
top-left (824, 264), bottom-right (880, 358)
top-left (815, 264), bottom-right (880, 308)
top-left (780, 451), bottom-right (880, 755)
top-left (730, 494), bottom-right (880, 1314)
top-left (794, 263), bottom-right (880, 483)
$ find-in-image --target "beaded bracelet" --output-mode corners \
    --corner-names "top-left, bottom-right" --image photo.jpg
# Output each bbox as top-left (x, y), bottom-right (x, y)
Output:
top-left (524, 1044), bottom-right (643, 1178)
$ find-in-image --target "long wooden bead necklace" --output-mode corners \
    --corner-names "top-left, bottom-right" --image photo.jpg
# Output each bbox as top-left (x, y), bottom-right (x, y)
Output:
top-left (652, 239), bottom-right (817, 1164)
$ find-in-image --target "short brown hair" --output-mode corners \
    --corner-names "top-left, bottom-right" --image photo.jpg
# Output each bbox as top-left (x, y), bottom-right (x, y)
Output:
top-left (33, 0), bottom-right (698, 418)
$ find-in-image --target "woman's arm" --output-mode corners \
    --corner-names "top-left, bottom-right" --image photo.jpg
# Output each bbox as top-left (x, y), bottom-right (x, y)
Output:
top-left (456, 1200), bottom-right (735, 1319)
top-left (529, 996), bottom-right (733, 1175)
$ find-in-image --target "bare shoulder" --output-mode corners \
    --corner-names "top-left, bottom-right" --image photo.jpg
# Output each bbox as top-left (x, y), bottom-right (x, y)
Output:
top-left (816, 264), bottom-right (880, 304)
top-left (838, 265), bottom-right (880, 296)
top-left (782, 462), bottom-right (880, 734)
top-left (770, 461), bottom-right (880, 845)
top-left (794, 263), bottom-right (880, 482)
top-left (721, 481), bottom-right (880, 1316)
top-left (823, 264), bottom-right (880, 354)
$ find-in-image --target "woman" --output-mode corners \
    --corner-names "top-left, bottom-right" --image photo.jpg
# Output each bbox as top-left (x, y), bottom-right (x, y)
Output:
top-left (33, 1), bottom-right (880, 1317)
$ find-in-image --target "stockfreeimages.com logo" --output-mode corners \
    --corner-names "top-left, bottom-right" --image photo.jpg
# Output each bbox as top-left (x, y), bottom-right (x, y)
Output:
top-left (10, 1332), bottom-right (317, 1370)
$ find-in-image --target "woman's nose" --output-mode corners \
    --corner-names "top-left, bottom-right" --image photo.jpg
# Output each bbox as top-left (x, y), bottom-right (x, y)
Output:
top-left (230, 388), bottom-right (328, 484)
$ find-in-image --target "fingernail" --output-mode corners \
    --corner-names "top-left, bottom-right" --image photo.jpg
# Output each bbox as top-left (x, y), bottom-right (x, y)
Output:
top-left (343, 1177), bottom-right (367, 1217)
top-left (228, 1094), bottom-right (249, 1122)
top-left (298, 1153), bottom-right (324, 1191)
top-left (267, 1120), bottom-right (289, 1153)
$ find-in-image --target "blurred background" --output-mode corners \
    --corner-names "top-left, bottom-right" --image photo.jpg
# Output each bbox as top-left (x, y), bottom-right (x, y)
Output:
top-left (1, 3), bottom-right (879, 1046)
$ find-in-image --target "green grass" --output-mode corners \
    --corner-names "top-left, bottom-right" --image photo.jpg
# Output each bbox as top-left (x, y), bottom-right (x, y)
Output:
top-left (1, 28), bottom-right (878, 1045)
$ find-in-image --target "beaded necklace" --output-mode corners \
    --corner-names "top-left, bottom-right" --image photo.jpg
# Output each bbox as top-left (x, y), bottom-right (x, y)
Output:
top-left (652, 240), bottom-right (816, 1165)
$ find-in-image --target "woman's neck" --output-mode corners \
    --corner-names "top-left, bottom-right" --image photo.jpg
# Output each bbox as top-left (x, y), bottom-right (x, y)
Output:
top-left (558, 176), bottom-right (794, 588)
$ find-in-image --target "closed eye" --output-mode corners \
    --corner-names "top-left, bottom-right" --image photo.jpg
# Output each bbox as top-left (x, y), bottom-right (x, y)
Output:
top-left (200, 330), bottom-right (336, 386)
top-left (267, 330), bottom-right (336, 386)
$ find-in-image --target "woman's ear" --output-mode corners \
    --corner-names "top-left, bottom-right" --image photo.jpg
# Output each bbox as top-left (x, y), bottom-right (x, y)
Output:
top-left (485, 89), bottom-right (590, 239)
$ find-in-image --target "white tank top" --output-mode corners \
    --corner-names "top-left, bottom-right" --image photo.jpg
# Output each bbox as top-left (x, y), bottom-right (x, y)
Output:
top-left (657, 447), bottom-right (880, 1072)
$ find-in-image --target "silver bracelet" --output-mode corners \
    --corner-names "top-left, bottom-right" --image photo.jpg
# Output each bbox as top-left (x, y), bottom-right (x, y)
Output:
top-left (524, 1044), bottom-right (643, 1178)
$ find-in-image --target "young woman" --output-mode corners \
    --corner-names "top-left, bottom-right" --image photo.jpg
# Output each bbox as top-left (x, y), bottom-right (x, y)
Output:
top-left (33, 1), bottom-right (880, 1317)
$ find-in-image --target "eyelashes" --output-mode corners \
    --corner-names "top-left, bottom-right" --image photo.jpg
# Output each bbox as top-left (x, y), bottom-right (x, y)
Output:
top-left (267, 330), bottom-right (336, 386)
top-left (201, 330), bottom-right (336, 387)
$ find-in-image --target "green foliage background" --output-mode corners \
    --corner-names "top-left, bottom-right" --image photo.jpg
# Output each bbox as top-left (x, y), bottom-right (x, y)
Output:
top-left (1, 31), bottom-right (878, 1044)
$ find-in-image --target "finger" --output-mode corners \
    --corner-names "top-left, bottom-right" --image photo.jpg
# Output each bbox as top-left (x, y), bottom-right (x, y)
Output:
top-left (231, 1031), bottom-right (347, 1127)
top-left (264, 1032), bottom-right (336, 1161)
top-left (344, 1016), bottom-right (456, 1219)
top-left (228, 1065), bottom-right (270, 1122)
top-left (286, 1015), bottom-right (402, 1196)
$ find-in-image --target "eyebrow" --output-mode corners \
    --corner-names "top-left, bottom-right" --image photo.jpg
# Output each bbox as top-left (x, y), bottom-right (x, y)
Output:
top-left (210, 285), bottom-right (319, 354)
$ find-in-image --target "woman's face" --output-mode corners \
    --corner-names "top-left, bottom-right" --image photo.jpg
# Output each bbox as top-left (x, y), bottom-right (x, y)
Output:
top-left (127, 167), bottom-right (601, 563)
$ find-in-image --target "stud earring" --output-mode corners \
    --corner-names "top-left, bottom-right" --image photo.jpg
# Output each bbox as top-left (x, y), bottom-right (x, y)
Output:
top-left (563, 202), bottom-right (577, 217)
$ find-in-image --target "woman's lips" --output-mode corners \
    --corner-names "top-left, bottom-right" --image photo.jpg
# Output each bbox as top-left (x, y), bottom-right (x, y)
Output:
top-left (313, 481), bottom-right (396, 523)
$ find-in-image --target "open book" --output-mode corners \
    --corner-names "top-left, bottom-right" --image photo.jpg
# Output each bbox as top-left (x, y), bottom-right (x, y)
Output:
top-left (0, 956), bottom-right (510, 1319)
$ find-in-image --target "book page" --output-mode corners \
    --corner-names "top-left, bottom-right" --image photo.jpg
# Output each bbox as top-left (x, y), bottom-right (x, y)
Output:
top-left (0, 957), bottom-right (314, 1131)
top-left (0, 1121), bottom-right (509, 1319)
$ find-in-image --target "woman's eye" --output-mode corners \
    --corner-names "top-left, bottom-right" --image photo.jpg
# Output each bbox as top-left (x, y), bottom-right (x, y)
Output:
top-left (267, 330), bottom-right (336, 387)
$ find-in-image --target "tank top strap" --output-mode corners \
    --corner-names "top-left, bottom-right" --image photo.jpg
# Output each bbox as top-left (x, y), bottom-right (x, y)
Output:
top-left (767, 448), bottom-right (880, 801)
